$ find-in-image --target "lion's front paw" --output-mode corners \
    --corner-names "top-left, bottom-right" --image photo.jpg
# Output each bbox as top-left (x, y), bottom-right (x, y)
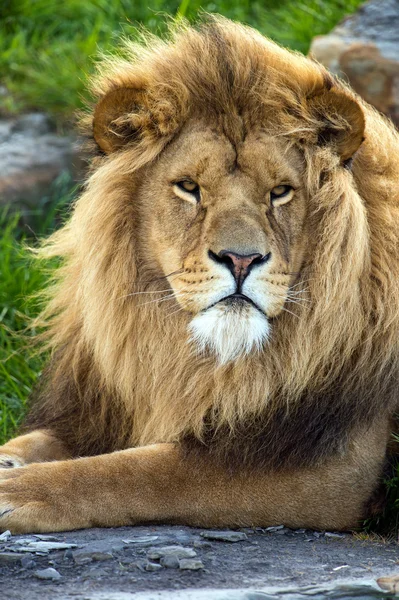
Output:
top-left (0, 462), bottom-right (71, 533)
top-left (0, 454), bottom-right (25, 469)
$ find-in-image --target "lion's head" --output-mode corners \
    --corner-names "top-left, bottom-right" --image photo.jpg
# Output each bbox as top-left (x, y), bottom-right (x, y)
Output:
top-left (85, 17), bottom-right (364, 366)
top-left (33, 17), bottom-right (399, 460)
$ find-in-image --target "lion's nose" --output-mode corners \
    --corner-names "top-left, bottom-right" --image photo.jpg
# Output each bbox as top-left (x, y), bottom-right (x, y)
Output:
top-left (209, 249), bottom-right (270, 286)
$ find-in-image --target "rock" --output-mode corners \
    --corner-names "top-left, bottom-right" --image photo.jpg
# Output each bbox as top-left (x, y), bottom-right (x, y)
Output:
top-left (160, 555), bottom-right (180, 569)
top-left (179, 558), bottom-right (204, 570)
top-left (310, 0), bottom-right (399, 125)
top-left (13, 537), bottom-right (36, 545)
top-left (15, 541), bottom-right (77, 553)
top-left (33, 534), bottom-right (61, 542)
top-left (122, 536), bottom-right (159, 545)
top-left (144, 561), bottom-right (163, 572)
top-left (147, 545), bottom-right (197, 560)
top-left (20, 556), bottom-right (36, 569)
top-left (0, 552), bottom-right (25, 563)
top-left (325, 532), bottom-right (346, 539)
top-left (264, 525), bottom-right (285, 533)
top-left (0, 530), bottom-right (11, 542)
top-left (72, 550), bottom-right (113, 565)
top-left (200, 531), bottom-right (248, 543)
top-left (34, 567), bottom-right (61, 580)
top-left (193, 541), bottom-right (213, 549)
top-left (0, 113), bottom-right (85, 214)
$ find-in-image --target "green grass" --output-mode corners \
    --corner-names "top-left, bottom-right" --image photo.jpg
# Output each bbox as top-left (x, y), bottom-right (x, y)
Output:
top-left (0, 0), bottom-right (364, 121)
top-left (0, 175), bottom-right (75, 445)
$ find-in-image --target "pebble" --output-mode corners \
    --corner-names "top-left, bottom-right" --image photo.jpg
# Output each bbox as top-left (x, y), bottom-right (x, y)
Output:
top-left (0, 552), bottom-right (25, 564)
top-left (325, 532), bottom-right (345, 539)
top-left (34, 567), bottom-right (62, 581)
top-left (147, 545), bottom-right (197, 560)
top-left (264, 525), bottom-right (285, 533)
top-left (160, 555), bottom-right (180, 569)
top-left (200, 531), bottom-right (248, 543)
top-left (0, 530), bottom-right (11, 542)
top-left (144, 561), bottom-right (163, 572)
top-left (179, 558), bottom-right (204, 570)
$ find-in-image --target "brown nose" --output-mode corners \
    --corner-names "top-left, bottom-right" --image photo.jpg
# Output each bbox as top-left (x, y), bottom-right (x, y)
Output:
top-left (209, 250), bottom-right (270, 287)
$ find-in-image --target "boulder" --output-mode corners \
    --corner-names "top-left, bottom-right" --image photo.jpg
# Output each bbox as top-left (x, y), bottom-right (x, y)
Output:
top-left (310, 0), bottom-right (399, 125)
top-left (0, 113), bottom-right (85, 212)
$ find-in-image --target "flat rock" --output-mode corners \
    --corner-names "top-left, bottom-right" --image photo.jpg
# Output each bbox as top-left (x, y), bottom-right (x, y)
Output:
top-left (0, 552), bottom-right (25, 563)
top-left (147, 545), bottom-right (197, 559)
top-left (72, 550), bottom-right (113, 564)
top-left (179, 558), bottom-right (205, 570)
top-left (200, 530), bottom-right (248, 543)
top-left (21, 541), bottom-right (77, 552)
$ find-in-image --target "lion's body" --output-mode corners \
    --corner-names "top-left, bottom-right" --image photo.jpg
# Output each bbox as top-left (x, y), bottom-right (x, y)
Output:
top-left (1, 17), bottom-right (399, 533)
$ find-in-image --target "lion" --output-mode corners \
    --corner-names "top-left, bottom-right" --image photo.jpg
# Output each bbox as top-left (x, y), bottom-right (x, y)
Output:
top-left (0, 16), bottom-right (399, 534)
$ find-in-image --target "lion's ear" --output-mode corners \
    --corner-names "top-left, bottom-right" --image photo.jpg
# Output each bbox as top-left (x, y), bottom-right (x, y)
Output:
top-left (93, 88), bottom-right (147, 154)
top-left (308, 87), bottom-right (365, 163)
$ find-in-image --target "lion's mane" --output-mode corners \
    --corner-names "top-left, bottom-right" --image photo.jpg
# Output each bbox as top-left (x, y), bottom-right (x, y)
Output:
top-left (26, 17), bottom-right (399, 470)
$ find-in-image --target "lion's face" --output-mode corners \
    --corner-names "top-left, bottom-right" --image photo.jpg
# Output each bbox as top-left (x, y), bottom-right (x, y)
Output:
top-left (139, 120), bottom-right (307, 362)
top-left (90, 19), bottom-right (365, 365)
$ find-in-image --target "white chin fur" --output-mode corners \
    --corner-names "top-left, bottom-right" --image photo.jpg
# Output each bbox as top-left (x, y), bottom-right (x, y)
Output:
top-left (188, 302), bottom-right (270, 364)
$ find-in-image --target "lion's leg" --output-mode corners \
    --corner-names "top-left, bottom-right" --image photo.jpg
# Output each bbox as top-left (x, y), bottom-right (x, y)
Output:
top-left (0, 430), bottom-right (71, 469)
top-left (0, 420), bottom-right (389, 533)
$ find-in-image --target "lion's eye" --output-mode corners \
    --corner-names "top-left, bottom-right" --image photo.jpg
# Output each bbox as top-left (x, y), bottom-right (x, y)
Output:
top-left (173, 180), bottom-right (200, 204)
top-left (270, 185), bottom-right (294, 207)
top-left (178, 180), bottom-right (198, 193)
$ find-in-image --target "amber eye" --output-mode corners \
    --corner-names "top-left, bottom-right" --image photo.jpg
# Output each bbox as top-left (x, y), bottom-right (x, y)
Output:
top-left (270, 185), bottom-right (294, 207)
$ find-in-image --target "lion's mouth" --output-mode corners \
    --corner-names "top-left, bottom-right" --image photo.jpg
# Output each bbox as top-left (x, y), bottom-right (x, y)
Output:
top-left (213, 293), bottom-right (264, 314)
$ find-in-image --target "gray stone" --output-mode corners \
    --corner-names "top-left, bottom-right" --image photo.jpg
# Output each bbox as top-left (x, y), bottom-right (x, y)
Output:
top-left (20, 556), bottom-right (36, 569)
top-left (0, 113), bottom-right (85, 213)
top-left (147, 545), bottom-right (197, 559)
top-left (179, 558), bottom-right (205, 570)
top-left (0, 530), bottom-right (11, 542)
top-left (160, 555), bottom-right (180, 568)
top-left (34, 567), bottom-right (61, 580)
top-left (32, 534), bottom-right (61, 542)
top-left (14, 541), bottom-right (77, 554)
top-left (122, 536), bottom-right (159, 545)
top-left (310, 0), bottom-right (399, 125)
top-left (144, 561), bottom-right (163, 572)
top-left (72, 550), bottom-right (113, 565)
top-left (200, 530), bottom-right (248, 543)
top-left (0, 552), bottom-right (25, 563)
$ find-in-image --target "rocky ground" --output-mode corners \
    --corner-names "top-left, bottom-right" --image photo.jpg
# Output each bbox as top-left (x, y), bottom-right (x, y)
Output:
top-left (0, 525), bottom-right (398, 599)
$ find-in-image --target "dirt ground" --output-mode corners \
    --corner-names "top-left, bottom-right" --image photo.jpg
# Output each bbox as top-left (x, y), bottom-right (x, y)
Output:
top-left (0, 524), bottom-right (398, 599)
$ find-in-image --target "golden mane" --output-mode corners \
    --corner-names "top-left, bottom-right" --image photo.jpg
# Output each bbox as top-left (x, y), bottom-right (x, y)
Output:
top-left (26, 16), bottom-right (399, 469)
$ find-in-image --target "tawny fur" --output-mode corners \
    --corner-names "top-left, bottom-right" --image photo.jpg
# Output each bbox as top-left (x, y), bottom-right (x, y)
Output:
top-left (21, 16), bottom-right (399, 468)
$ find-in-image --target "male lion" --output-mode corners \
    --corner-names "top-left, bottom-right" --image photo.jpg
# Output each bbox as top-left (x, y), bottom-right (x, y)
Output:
top-left (1, 17), bottom-right (399, 534)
